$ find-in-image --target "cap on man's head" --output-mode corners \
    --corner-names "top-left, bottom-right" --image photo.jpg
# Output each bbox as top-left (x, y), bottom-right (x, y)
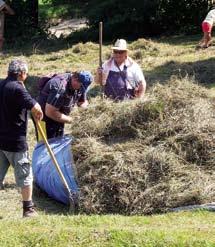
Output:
top-left (112, 39), bottom-right (128, 51)
top-left (78, 71), bottom-right (93, 89)
top-left (8, 59), bottom-right (28, 74)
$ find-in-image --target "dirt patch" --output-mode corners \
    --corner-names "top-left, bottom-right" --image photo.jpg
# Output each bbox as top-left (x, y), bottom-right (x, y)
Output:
top-left (48, 18), bottom-right (87, 38)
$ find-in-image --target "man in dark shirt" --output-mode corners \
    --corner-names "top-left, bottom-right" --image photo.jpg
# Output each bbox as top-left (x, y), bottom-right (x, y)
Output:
top-left (0, 59), bottom-right (43, 217)
top-left (37, 71), bottom-right (93, 139)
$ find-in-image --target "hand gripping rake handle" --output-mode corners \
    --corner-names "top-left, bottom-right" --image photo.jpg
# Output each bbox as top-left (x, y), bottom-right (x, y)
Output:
top-left (36, 120), bottom-right (78, 213)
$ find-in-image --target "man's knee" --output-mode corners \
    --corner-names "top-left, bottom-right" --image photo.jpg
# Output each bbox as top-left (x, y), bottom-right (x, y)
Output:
top-left (13, 152), bottom-right (33, 188)
top-left (16, 164), bottom-right (33, 188)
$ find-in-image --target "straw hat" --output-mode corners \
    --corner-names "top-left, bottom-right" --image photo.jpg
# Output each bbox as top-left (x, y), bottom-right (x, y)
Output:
top-left (112, 39), bottom-right (128, 51)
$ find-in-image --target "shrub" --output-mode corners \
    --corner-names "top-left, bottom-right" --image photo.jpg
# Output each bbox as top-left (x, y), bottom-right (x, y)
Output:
top-left (85, 0), bottom-right (210, 39)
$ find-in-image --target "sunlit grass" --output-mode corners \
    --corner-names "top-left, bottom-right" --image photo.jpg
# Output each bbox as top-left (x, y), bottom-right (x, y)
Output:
top-left (1, 212), bottom-right (215, 247)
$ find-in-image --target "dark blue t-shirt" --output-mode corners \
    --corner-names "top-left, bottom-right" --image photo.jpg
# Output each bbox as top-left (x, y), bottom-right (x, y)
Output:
top-left (37, 73), bottom-right (87, 138)
top-left (38, 73), bottom-right (86, 113)
top-left (0, 76), bottom-right (36, 152)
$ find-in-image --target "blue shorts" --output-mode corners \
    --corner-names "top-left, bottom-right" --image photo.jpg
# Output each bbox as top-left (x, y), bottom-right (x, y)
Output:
top-left (0, 150), bottom-right (33, 188)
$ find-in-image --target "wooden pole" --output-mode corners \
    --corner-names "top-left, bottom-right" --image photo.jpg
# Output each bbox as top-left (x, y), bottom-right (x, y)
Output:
top-left (99, 21), bottom-right (105, 97)
top-left (99, 22), bottom-right (103, 68)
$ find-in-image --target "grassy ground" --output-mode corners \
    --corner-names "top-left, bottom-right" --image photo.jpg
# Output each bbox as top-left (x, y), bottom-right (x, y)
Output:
top-left (1, 211), bottom-right (215, 247)
top-left (1, 35), bottom-right (215, 246)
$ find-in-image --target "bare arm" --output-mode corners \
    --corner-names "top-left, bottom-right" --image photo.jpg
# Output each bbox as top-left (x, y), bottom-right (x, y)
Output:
top-left (134, 80), bottom-right (146, 98)
top-left (45, 104), bottom-right (72, 124)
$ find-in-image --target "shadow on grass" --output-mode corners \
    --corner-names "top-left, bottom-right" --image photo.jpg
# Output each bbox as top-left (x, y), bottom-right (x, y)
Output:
top-left (4, 26), bottom-right (99, 56)
top-left (146, 56), bottom-right (215, 86)
top-left (155, 34), bottom-right (201, 47)
top-left (33, 183), bottom-right (69, 215)
top-left (88, 85), bottom-right (103, 98)
top-left (5, 38), bottom-right (68, 57)
top-left (4, 182), bottom-right (17, 190)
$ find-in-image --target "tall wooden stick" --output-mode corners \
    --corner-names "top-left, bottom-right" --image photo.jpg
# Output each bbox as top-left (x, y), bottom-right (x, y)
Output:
top-left (99, 22), bottom-right (103, 68)
top-left (99, 22), bottom-right (104, 97)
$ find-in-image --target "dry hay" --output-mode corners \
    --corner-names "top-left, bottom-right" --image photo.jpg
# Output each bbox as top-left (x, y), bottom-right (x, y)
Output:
top-left (69, 76), bottom-right (215, 215)
top-left (72, 42), bottom-right (99, 55)
top-left (157, 58), bottom-right (215, 84)
top-left (129, 38), bottom-right (160, 60)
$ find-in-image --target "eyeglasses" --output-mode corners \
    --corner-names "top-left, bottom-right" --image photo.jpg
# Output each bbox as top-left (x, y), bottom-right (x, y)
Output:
top-left (113, 50), bottom-right (126, 54)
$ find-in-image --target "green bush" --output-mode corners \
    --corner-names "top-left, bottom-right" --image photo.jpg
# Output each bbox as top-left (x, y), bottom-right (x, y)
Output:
top-left (85, 0), bottom-right (210, 39)
top-left (5, 0), bottom-right (40, 40)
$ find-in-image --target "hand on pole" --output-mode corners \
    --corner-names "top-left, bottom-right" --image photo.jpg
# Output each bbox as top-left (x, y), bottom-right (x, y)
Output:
top-left (31, 103), bottom-right (43, 121)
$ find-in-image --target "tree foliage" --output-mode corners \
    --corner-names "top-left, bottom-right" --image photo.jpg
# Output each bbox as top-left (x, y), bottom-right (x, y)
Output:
top-left (5, 0), bottom-right (39, 40)
top-left (4, 0), bottom-right (213, 42)
top-left (85, 0), bottom-right (210, 39)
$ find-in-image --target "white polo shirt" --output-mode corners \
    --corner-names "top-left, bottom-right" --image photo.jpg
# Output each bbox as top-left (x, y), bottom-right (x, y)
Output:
top-left (204, 9), bottom-right (215, 26)
top-left (102, 57), bottom-right (146, 89)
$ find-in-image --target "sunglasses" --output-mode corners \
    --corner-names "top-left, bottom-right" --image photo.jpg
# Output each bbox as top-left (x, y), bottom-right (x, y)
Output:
top-left (113, 50), bottom-right (126, 54)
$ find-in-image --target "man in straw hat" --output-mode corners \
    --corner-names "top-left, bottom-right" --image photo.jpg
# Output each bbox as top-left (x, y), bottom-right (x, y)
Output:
top-left (0, 59), bottom-right (43, 217)
top-left (96, 39), bottom-right (146, 100)
top-left (0, 0), bottom-right (15, 51)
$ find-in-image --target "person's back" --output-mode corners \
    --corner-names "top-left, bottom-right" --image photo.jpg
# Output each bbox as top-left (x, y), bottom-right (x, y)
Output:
top-left (0, 75), bottom-right (36, 151)
top-left (38, 73), bottom-right (70, 115)
top-left (204, 9), bottom-right (215, 26)
top-left (37, 73), bottom-right (71, 139)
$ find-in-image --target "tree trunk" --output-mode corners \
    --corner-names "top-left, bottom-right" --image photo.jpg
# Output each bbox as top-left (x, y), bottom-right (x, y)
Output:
top-left (28, 0), bottom-right (38, 28)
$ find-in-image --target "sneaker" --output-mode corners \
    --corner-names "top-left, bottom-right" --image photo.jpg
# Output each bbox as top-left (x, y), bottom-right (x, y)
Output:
top-left (23, 207), bottom-right (38, 218)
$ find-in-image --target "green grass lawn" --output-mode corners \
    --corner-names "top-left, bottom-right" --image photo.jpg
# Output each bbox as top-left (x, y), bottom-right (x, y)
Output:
top-left (1, 35), bottom-right (215, 246)
top-left (1, 211), bottom-right (215, 247)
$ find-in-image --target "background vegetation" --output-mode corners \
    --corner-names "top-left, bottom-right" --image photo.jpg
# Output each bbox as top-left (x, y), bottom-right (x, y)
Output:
top-left (4, 0), bottom-right (213, 42)
top-left (86, 0), bottom-right (210, 39)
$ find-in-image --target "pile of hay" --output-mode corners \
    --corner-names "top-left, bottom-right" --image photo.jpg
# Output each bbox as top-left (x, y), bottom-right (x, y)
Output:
top-left (68, 77), bottom-right (215, 214)
top-left (129, 38), bottom-right (160, 59)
